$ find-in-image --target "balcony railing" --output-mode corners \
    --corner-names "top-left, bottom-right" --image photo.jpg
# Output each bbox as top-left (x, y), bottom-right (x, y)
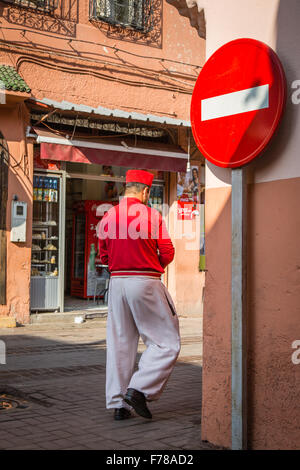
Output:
top-left (3, 0), bottom-right (59, 12)
top-left (90, 0), bottom-right (153, 33)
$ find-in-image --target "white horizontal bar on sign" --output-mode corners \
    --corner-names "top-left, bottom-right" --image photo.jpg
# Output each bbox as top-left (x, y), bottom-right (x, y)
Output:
top-left (36, 135), bottom-right (188, 160)
top-left (201, 84), bottom-right (269, 121)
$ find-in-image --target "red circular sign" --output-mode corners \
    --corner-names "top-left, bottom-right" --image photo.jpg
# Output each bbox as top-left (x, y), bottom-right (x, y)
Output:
top-left (191, 38), bottom-right (286, 168)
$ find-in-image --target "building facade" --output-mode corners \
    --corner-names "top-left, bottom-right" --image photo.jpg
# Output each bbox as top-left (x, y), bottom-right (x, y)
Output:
top-left (2, 0), bottom-right (298, 451)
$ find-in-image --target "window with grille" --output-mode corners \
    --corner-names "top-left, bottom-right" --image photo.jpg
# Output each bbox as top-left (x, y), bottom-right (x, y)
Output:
top-left (90, 0), bottom-right (151, 32)
top-left (3, 0), bottom-right (58, 12)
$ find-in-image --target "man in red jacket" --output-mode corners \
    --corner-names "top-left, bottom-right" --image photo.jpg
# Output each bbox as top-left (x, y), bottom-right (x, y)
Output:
top-left (98, 169), bottom-right (181, 421)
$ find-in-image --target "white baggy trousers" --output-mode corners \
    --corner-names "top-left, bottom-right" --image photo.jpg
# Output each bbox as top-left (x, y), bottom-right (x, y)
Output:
top-left (106, 276), bottom-right (181, 409)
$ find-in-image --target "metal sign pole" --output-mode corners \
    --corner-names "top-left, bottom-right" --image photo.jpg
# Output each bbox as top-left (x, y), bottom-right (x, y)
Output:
top-left (231, 167), bottom-right (247, 450)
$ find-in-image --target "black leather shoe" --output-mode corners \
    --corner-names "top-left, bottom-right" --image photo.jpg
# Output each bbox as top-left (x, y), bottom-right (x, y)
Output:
top-left (114, 408), bottom-right (131, 421)
top-left (124, 388), bottom-right (152, 419)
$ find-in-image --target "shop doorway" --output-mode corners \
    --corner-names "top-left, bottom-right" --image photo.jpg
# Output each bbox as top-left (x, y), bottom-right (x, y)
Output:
top-left (64, 162), bottom-right (166, 314)
top-left (63, 163), bottom-right (122, 314)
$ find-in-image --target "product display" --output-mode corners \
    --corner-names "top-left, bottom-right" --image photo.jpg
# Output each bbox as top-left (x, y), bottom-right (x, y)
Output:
top-left (33, 175), bottom-right (58, 203)
top-left (71, 200), bottom-right (118, 298)
top-left (148, 185), bottom-right (164, 214)
top-left (45, 243), bottom-right (57, 251)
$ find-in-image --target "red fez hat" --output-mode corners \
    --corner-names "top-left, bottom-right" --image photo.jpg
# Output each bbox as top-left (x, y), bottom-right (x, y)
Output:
top-left (126, 169), bottom-right (154, 187)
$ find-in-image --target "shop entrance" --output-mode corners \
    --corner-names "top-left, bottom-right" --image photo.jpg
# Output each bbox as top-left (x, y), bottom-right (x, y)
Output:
top-left (64, 162), bottom-right (166, 314)
top-left (31, 158), bottom-right (166, 315)
top-left (64, 162), bottom-right (125, 314)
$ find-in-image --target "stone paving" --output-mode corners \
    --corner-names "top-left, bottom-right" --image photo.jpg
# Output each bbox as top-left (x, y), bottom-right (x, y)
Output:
top-left (0, 315), bottom-right (223, 450)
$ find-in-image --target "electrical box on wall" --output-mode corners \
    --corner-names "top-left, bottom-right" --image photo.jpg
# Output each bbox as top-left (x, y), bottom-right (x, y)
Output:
top-left (11, 201), bottom-right (27, 242)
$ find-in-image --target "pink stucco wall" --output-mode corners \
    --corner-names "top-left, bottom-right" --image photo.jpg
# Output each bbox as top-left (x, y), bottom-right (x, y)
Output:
top-left (246, 178), bottom-right (300, 449)
top-left (0, 99), bottom-right (32, 324)
top-left (201, 0), bottom-right (300, 450)
top-left (201, 186), bottom-right (232, 448)
top-left (0, 1), bottom-right (205, 121)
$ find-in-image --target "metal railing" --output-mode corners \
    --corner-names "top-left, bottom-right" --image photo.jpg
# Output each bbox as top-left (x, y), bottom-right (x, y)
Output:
top-left (90, 0), bottom-right (153, 32)
top-left (2, 0), bottom-right (59, 12)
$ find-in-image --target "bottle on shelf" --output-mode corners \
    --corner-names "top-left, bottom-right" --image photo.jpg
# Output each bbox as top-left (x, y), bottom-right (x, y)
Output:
top-left (37, 176), bottom-right (43, 201)
top-left (43, 177), bottom-right (49, 202)
top-left (158, 187), bottom-right (163, 204)
top-left (33, 176), bottom-right (38, 201)
top-left (51, 267), bottom-right (58, 277)
top-left (89, 243), bottom-right (96, 271)
top-left (49, 178), bottom-right (53, 202)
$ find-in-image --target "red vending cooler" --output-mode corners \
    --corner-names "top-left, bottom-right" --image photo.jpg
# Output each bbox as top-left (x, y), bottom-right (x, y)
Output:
top-left (70, 200), bottom-right (116, 299)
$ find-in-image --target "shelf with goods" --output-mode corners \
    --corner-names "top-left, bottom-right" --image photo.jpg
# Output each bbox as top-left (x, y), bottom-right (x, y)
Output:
top-left (31, 235), bottom-right (59, 278)
top-left (31, 174), bottom-right (60, 280)
top-left (32, 227), bottom-right (59, 276)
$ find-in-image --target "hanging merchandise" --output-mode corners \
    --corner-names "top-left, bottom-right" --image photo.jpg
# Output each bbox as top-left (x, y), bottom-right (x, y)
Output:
top-left (177, 165), bottom-right (200, 220)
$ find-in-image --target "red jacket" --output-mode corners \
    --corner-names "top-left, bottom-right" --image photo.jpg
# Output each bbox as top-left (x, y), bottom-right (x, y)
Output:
top-left (98, 197), bottom-right (174, 278)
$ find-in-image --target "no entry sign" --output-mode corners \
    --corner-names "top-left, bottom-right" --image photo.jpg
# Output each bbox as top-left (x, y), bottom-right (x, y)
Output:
top-left (191, 38), bottom-right (286, 168)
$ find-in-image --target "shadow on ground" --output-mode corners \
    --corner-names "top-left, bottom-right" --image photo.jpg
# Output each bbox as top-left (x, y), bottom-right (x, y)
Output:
top-left (0, 324), bottom-right (222, 450)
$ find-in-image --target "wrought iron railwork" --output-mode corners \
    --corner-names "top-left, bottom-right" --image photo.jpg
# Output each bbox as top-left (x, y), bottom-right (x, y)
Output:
top-left (90, 0), bottom-right (153, 33)
top-left (2, 0), bottom-right (78, 37)
top-left (2, 0), bottom-right (59, 13)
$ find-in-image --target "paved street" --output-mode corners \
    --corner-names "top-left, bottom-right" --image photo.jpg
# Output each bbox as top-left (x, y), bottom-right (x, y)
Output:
top-left (0, 314), bottom-right (222, 450)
